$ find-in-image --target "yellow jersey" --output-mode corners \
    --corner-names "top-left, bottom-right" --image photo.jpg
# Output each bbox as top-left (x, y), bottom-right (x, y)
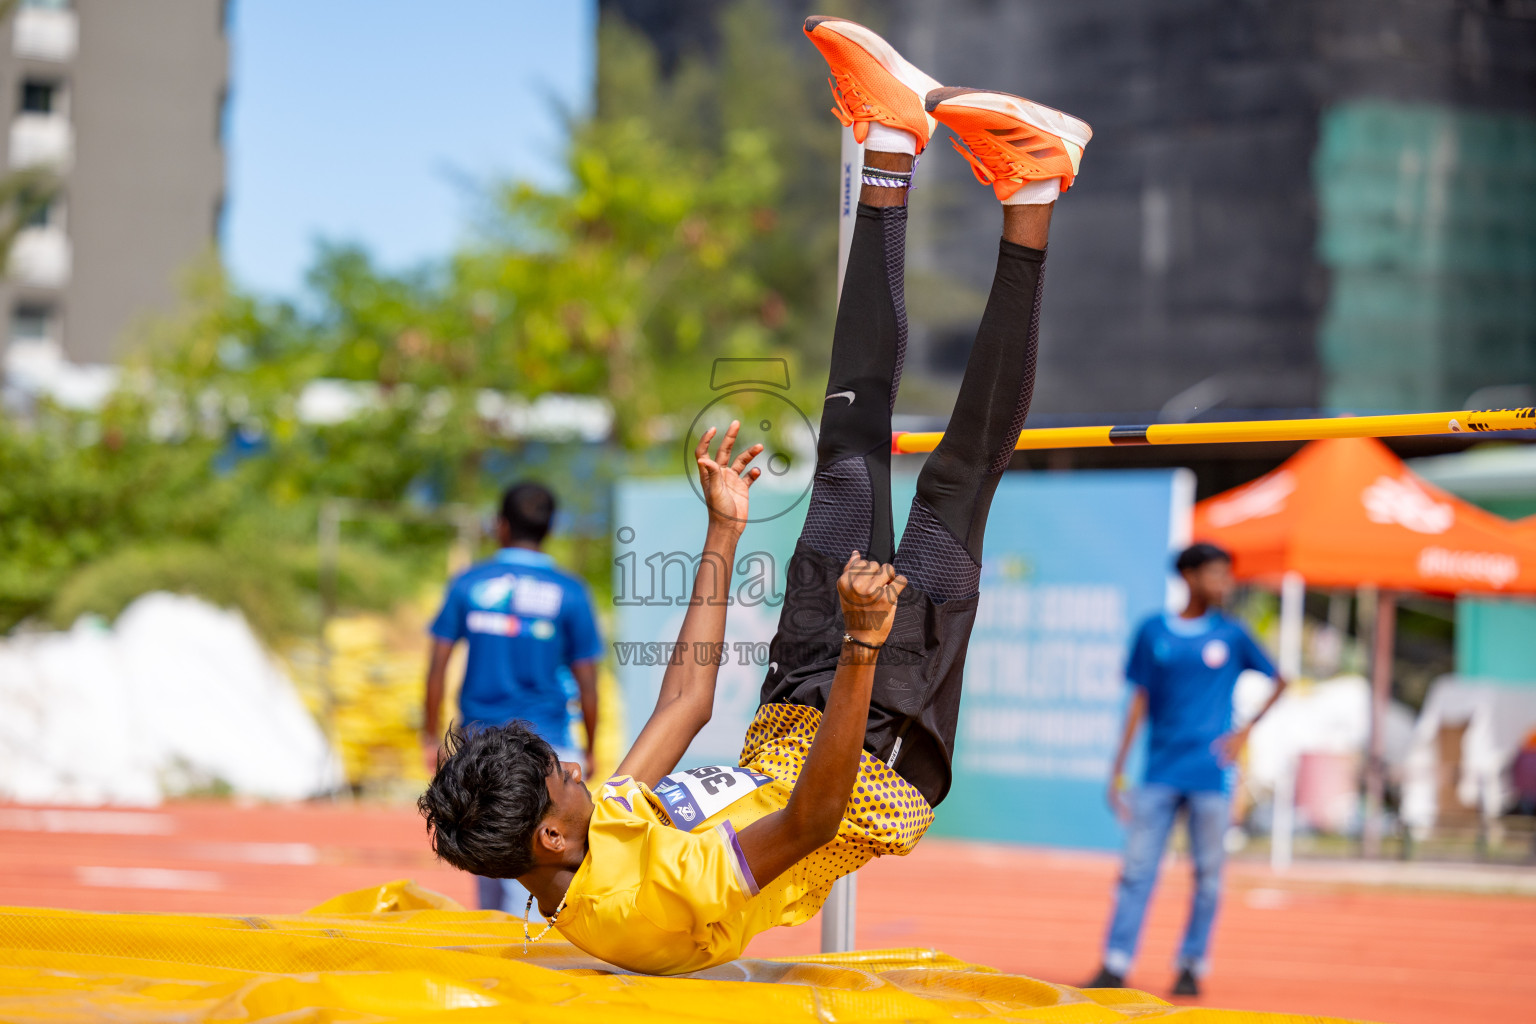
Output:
top-left (554, 702), bottom-right (934, 975)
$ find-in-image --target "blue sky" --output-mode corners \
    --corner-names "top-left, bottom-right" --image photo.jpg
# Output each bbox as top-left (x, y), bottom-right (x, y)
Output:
top-left (223, 0), bottom-right (595, 298)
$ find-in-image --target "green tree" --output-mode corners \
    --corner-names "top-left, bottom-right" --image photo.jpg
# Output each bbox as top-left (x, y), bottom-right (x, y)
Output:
top-left (0, 1), bottom-right (848, 633)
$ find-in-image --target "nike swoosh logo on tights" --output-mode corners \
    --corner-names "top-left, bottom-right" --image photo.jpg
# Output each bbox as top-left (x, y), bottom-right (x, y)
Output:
top-left (826, 390), bottom-right (855, 404)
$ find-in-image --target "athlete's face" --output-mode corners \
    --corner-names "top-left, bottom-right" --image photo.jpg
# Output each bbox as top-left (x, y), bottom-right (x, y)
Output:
top-left (545, 760), bottom-right (593, 824)
top-left (532, 759), bottom-right (594, 868)
top-left (1184, 559), bottom-right (1235, 608)
top-left (547, 760), bottom-right (591, 808)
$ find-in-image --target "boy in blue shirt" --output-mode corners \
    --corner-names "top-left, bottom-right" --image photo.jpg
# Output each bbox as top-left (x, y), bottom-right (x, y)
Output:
top-left (1087, 543), bottom-right (1287, 997)
top-left (422, 482), bottom-right (603, 914)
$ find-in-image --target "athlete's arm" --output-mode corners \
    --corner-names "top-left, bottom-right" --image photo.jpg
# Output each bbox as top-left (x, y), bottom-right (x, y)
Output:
top-left (1107, 686), bottom-right (1145, 821)
top-left (422, 638), bottom-right (453, 740)
top-left (1246, 674), bottom-right (1289, 727)
top-left (420, 637), bottom-right (456, 774)
top-left (736, 552), bottom-right (904, 888)
top-left (615, 422), bottom-right (762, 788)
top-left (1216, 673), bottom-right (1288, 764)
top-left (571, 658), bottom-right (600, 776)
top-left (1215, 626), bottom-right (1288, 764)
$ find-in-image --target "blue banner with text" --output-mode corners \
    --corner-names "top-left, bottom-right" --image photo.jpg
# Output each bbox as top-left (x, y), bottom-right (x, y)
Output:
top-left (612, 469), bottom-right (1189, 850)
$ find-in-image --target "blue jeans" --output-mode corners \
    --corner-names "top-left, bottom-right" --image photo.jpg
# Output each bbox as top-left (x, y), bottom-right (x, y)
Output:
top-left (1104, 783), bottom-right (1230, 978)
top-left (477, 744), bottom-right (584, 917)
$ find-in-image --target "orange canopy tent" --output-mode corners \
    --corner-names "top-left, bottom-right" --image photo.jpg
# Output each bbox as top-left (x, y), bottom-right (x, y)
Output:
top-left (1193, 436), bottom-right (1536, 596)
top-left (1192, 437), bottom-right (1536, 854)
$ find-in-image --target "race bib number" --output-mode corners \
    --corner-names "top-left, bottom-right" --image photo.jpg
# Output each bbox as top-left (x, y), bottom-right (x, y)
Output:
top-left (653, 765), bottom-right (774, 829)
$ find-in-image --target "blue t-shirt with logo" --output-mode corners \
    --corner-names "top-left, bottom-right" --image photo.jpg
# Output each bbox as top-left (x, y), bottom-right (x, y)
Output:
top-left (1126, 610), bottom-right (1276, 793)
top-left (430, 548), bottom-right (603, 746)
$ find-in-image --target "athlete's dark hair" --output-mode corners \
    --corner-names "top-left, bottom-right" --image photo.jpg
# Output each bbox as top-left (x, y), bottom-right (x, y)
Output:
top-left (418, 722), bottom-right (557, 879)
top-left (1175, 542), bottom-right (1233, 574)
top-left (500, 482), bottom-right (557, 544)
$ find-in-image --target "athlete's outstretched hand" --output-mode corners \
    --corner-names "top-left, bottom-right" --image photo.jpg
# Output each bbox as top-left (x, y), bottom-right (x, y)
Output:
top-left (837, 550), bottom-right (906, 648)
top-left (696, 421), bottom-right (763, 534)
top-left (617, 421), bottom-right (762, 789)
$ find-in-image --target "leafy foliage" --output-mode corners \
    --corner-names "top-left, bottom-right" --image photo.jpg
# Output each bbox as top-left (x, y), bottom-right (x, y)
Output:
top-left (0, 0), bottom-right (844, 634)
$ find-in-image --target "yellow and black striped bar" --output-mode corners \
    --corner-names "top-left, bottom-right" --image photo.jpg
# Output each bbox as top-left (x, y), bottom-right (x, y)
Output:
top-left (890, 407), bottom-right (1536, 454)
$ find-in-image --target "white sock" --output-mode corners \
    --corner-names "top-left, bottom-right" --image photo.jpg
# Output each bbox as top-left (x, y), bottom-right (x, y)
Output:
top-left (1002, 177), bottom-right (1061, 205)
top-left (864, 121), bottom-right (917, 156)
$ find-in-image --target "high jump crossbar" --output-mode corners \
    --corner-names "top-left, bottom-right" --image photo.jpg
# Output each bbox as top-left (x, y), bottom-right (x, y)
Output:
top-left (890, 407), bottom-right (1536, 454)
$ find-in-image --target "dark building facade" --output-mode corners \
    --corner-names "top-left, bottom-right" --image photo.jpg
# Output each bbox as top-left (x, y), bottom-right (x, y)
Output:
top-left (602, 0), bottom-right (1536, 421)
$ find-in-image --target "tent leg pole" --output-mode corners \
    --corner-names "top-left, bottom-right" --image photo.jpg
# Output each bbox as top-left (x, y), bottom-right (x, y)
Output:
top-left (1362, 591), bottom-right (1395, 858)
top-left (1279, 572), bottom-right (1305, 680)
top-left (1272, 755), bottom-right (1295, 872)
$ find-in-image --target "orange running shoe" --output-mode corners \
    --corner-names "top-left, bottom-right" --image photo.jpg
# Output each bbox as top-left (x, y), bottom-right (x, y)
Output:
top-left (803, 16), bottom-right (942, 153)
top-left (925, 87), bottom-right (1092, 200)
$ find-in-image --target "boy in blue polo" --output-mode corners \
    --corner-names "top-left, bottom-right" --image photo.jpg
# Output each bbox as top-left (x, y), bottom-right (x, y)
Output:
top-left (422, 481), bottom-right (603, 914)
top-left (1087, 543), bottom-right (1287, 997)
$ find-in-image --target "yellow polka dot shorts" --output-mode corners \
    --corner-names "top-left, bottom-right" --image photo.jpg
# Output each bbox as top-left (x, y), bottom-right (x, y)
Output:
top-left (739, 702), bottom-right (934, 877)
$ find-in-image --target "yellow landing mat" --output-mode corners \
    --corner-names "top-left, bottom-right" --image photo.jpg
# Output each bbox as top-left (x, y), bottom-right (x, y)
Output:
top-left (0, 880), bottom-right (1369, 1023)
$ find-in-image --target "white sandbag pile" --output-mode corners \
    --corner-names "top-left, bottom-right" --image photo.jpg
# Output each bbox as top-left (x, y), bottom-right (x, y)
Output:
top-left (1235, 671), bottom-right (1416, 792)
top-left (0, 593), bottom-right (344, 805)
top-left (1400, 677), bottom-right (1536, 833)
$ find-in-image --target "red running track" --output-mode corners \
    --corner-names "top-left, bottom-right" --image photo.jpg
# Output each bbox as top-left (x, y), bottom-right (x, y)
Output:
top-left (1, 801), bottom-right (1531, 1024)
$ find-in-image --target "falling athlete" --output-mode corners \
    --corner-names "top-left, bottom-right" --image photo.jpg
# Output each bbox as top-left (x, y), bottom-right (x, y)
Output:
top-left (419, 15), bottom-right (1092, 975)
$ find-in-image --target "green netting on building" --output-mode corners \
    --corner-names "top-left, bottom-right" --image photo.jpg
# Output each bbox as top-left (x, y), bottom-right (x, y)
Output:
top-left (1458, 597), bottom-right (1536, 687)
top-left (1315, 101), bottom-right (1536, 412)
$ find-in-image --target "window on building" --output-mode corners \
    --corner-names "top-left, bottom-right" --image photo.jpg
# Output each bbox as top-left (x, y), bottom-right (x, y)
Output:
top-left (21, 190), bottom-right (53, 228)
top-left (11, 303), bottom-right (54, 345)
top-left (20, 0), bottom-right (72, 10)
top-left (215, 85), bottom-right (229, 144)
top-left (20, 79), bottom-right (58, 115)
